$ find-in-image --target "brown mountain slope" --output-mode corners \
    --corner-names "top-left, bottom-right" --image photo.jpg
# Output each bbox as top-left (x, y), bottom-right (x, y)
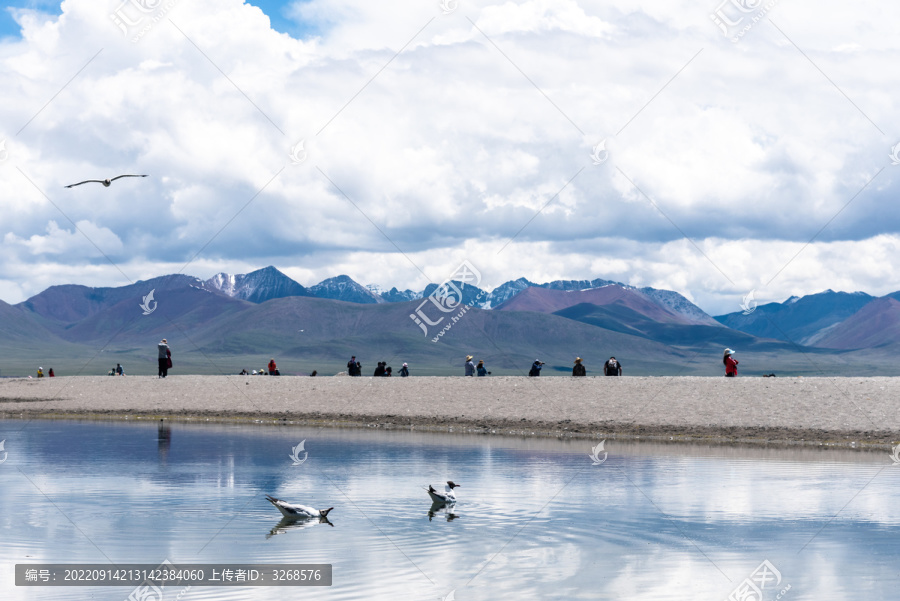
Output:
top-left (815, 297), bottom-right (900, 349)
top-left (493, 285), bottom-right (696, 324)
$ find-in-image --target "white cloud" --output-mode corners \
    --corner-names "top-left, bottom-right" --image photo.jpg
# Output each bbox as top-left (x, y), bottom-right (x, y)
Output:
top-left (0, 0), bottom-right (899, 312)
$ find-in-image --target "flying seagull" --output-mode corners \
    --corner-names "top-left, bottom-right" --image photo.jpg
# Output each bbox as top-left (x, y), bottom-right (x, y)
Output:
top-left (265, 495), bottom-right (333, 519)
top-left (64, 174), bottom-right (149, 188)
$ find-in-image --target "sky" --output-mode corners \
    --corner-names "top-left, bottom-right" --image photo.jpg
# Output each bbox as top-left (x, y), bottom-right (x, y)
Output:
top-left (1, 0), bottom-right (899, 315)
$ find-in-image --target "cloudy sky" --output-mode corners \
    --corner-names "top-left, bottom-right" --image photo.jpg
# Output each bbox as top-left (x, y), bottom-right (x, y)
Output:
top-left (1, 0), bottom-right (898, 315)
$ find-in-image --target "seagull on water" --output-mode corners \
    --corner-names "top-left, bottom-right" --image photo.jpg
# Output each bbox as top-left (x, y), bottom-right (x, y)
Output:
top-left (426, 481), bottom-right (460, 504)
top-left (64, 174), bottom-right (149, 188)
top-left (265, 495), bottom-right (333, 519)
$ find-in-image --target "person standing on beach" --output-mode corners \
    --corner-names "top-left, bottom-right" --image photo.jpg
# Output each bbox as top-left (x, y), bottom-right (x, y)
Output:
top-left (603, 357), bottom-right (622, 376)
top-left (573, 357), bottom-right (586, 376)
top-left (465, 355), bottom-right (476, 376)
top-left (724, 348), bottom-right (738, 377)
top-left (528, 360), bottom-right (543, 376)
top-left (158, 339), bottom-right (170, 378)
top-left (347, 356), bottom-right (361, 376)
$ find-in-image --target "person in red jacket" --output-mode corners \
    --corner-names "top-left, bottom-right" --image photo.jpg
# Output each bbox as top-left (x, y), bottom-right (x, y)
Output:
top-left (724, 348), bottom-right (738, 377)
top-left (268, 358), bottom-right (280, 376)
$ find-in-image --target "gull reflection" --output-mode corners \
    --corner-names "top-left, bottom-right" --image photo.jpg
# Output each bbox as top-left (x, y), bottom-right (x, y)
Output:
top-left (266, 516), bottom-right (334, 539)
top-left (428, 501), bottom-right (459, 522)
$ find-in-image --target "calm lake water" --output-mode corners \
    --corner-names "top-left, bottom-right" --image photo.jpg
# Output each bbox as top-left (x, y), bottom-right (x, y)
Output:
top-left (1, 419), bottom-right (899, 600)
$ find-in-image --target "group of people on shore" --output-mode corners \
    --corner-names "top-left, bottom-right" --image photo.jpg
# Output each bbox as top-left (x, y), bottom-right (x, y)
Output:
top-left (107, 363), bottom-right (125, 376)
top-left (461, 356), bottom-right (623, 376)
top-left (137, 342), bottom-right (739, 378)
top-left (346, 356), bottom-right (410, 377)
top-left (463, 356), bottom-right (491, 376)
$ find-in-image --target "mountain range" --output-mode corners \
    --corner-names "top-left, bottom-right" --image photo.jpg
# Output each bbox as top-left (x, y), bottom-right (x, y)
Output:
top-left (3, 266), bottom-right (899, 376)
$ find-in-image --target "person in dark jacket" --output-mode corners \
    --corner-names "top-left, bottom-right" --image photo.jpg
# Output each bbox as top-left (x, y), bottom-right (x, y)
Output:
top-left (373, 362), bottom-right (386, 377)
top-left (724, 348), bottom-right (738, 377)
top-left (384, 366), bottom-right (392, 377)
top-left (347, 356), bottom-right (361, 376)
top-left (573, 357), bottom-right (586, 376)
top-left (399, 363), bottom-right (409, 377)
top-left (476, 360), bottom-right (489, 376)
top-left (603, 357), bottom-right (622, 376)
top-left (157, 339), bottom-right (170, 378)
top-left (528, 360), bottom-right (543, 376)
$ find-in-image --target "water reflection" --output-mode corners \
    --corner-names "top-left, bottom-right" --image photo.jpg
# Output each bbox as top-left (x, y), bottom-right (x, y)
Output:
top-left (266, 515), bottom-right (334, 539)
top-left (1, 419), bottom-right (899, 601)
top-left (157, 418), bottom-right (170, 463)
top-left (427, 501), bottom-right (460, 522)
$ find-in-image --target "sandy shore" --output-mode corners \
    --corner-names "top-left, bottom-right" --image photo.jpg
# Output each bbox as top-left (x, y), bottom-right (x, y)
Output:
top-left (1, 375), bottom-right (898, 448)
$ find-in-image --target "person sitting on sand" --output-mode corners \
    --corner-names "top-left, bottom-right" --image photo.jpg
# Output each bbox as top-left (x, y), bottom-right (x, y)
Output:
top-left (603, 357), bottom-right (622, 376)
top-left (240, 369), bottom-right (249, 375)
top-left (477, 360), bottom-right (489, 376)
top-left (48, 368), bottom-right (55, 377)
top-left (724, 348), bottom-right (738, 377)
top-left (465, 355), bottom-right (476, 376)
top-left (268, 358), bottom-right (280, 376)
top-left (399, 363), bottom-right (409, 377)
top-left (116, 363), bottom-right (124, 376)
top-left (384, 366), bottom-right (392, 377)
top-left (373, 362), bottom-right (386, 377)
top-left (573, 357), bottom-right (586, 376)
top-left (37, 367), bottom-right (44, 378)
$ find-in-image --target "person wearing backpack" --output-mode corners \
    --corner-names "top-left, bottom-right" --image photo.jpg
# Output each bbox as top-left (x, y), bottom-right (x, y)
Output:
top-left (157, 339), bottom-right (170, 378)
top-left (603, 357), bottom-right (622, 376)
top-left (572, 357), bottom-right (586, 376)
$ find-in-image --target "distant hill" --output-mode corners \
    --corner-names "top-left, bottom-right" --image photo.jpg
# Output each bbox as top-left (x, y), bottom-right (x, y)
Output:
top-left (205, 266), bottom-right (307, 303)
top-left (307, 275), bottom-right (384, 304)
top-left (421, 280), bottom-right (490, 308)
top-left (9, 270), bottom-right (900, 376)
top-left (494, 285), bottom-right (708, 326)
top-left (814, 297), bottom-right (900, 349)
top-left (715, 290), bottom-right (874, 345)
top-left (17, 274), bottom-right (204, 326)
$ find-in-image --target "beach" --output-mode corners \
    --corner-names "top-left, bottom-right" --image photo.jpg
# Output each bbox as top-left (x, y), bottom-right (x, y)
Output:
top-left (1, 375), bottom-right (898, 448)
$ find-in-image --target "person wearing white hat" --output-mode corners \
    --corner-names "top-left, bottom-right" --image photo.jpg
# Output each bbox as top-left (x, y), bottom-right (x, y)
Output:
top-left (399, 363), bottom-right (409, 377)
top-left (157, 339), bottom-right (170, 378)
top-left (723, 348), bottom-right (738, 377)
top-left (464, 355), bottom-right (476, 376)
